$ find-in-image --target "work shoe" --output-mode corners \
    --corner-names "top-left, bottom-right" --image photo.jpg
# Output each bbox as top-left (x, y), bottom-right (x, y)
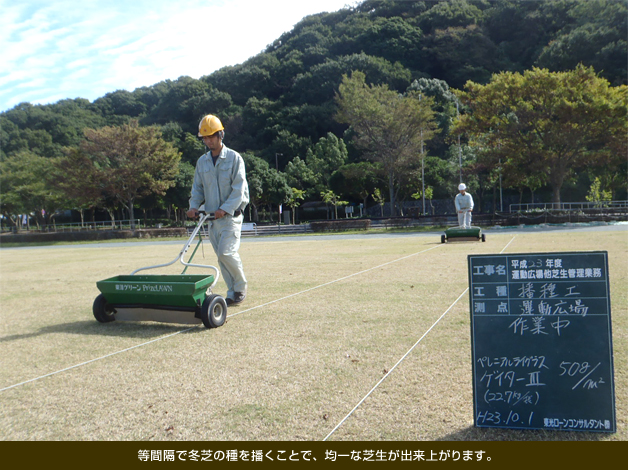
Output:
top-left (226, 292), bottom-right (246, 306)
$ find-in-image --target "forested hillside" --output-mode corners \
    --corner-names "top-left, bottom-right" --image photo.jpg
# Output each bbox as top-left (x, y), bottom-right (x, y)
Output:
top-left (1, 0), bottom-right (626, 225)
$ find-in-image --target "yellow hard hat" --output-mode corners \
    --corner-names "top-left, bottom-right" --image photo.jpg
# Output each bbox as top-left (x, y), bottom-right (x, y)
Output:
top-left (198, 114), bottom-right (224, 137)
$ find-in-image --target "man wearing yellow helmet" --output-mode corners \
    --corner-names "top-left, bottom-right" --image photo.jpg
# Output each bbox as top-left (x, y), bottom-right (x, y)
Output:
top-left (187, 114), bottom-right (249, 306)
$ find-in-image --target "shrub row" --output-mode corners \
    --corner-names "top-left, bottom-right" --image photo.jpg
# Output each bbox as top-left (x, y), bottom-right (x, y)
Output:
top-left (0, 228), bottom-right (187, 244)
top-left (310, 219), bottom-right (371, 232)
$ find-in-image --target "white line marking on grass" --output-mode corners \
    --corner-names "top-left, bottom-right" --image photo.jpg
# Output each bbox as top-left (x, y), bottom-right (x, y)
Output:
top-left (500, 235), bottom-right (517, 253)
top-left (322, 235), bottom-right (517, 440)
top-left (0, 329), bottom-right (196, 393)
top-left (1, 243), bottom-right (442, 392)
top-left (226, 244), bottom-right (443, 319)
top-left (323, 288), bottom-right (469, 441)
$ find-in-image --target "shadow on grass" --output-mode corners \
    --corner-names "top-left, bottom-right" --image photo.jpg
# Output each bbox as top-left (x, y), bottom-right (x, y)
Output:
top-left (439, 425), bottom-right (607, 441)
top-left (0, 320), bottom-right (206, 343)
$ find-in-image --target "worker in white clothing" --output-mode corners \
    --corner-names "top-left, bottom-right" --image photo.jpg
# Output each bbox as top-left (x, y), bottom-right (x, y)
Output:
top-left (187, 115), bottom-right (249, 306)
top-left (454, 183), bottom-right (474, 228)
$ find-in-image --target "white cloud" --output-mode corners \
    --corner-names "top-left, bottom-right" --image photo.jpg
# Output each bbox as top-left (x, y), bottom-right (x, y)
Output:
top-left (0, 0), bottom-right (356, 112)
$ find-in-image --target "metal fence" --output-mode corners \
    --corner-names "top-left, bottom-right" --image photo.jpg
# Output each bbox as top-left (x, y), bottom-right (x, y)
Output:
top-left (1, 219), bottom-right (143, 233)
top-left (187, 223), bottom-right (313, 237)
top-left (509, 201), bottom-right (628, 212)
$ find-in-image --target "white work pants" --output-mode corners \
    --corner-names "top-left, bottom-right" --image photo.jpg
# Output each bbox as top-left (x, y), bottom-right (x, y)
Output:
top-left (208, 215), bottom-right (247, 298)
top-left (457, 210), bottom-right (472, 228)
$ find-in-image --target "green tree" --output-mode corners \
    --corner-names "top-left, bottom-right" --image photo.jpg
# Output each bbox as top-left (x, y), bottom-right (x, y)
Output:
top-left (289, 53), bottom-right (412, 105)
top-left (406, 78), bottom-right (459, 156)
top-left (335, 71), bottom-right (437, 216)
top-left (305, 132), bottom-right (348, 194)
top-left (4, 0), bottom-right (627, 220)
top-left (372, 188), bottom-right (386, 217)
top-left (412, 185), bottom-right (435, 215)
top-left (271, 130), bottom-right (312, 170)
top-left (0, 151), bottom-right (64, 227)
top-left (536, 0), bottom-right (628, 86)
top-left (2, 100), bottom-right (108, 158)
top-left (321, 189), bottom-right (348, 220)
top-left (242, 152), bottom-right (272, 222)
top-left (287, 188), bottom-right (306, 224)
top-left (356, 16), bottom-right (424, 69)
top-left (456, 65), bottom-right (627, 206)
top-left (95, 89), bottom-right (147, 117)
top-left (330, 161), bottom-right (382, 210)
top-left (266, 169), bottom-right (292, 223)
top-left (178, 132), bottom-right (206, 164)
top-left (207, 53), bottom-right (279, 106)
top-left (55, 147), bottom-right (105, 226)
top-left (284, 156), bottom-right (318, 198)
top-left (142, 76), bottom-right (232, 132)
top-left (80, 121), bottom-right (181, 228)
top-left (163, 161), bottom-right (196, 222)
top-left (417, 0), bottom-right (484, 34)
top-left (586, 176), bottom-right (613, 207)
top-left (424, 24), bottom-right (501, 89)
top-left (242, 153), bottom-right (290, 223)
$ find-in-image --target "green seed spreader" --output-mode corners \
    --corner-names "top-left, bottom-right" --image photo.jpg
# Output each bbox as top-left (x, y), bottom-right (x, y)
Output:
top-left (441, 225), bottom-right (486, 244)
top-left (93, 212), bottom-right (227, 329)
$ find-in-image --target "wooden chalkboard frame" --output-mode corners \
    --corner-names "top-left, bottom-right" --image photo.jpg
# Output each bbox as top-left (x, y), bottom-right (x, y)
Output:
top-left (468, 251), bottom-right (616, 433)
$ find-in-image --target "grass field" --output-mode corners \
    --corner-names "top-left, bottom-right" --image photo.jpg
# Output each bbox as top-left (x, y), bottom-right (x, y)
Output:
top-left (0, 227), bottom-right (626, 441)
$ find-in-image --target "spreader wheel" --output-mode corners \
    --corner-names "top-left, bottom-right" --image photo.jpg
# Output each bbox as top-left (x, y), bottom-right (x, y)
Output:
top-left (441, 234), bottom-right (446, 244)
top-left (201, 294), bottom-right (227, 328)
top-left (93, 294), bottom-right (116, 323)
top-left (481, 233), bottom-right (486, 242)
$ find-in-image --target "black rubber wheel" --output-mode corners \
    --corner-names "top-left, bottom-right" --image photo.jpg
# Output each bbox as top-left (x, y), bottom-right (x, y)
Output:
top-left (93, 294), bottom-right (116, 323)
top-left (200, 294), bottom-right (227, 328)
top-left (481, 233), bottom-right (486, 242)
top-left (441, 234), bottom-right (446, 244)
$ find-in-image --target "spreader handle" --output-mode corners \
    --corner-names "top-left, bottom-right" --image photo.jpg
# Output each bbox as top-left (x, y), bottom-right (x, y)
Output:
top-left (129, 212), bottom-right (220, 288)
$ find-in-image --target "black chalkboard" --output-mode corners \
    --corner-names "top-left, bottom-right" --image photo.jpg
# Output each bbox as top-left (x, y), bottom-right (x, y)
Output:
top-left (468, 251), bottom-right (616, 432)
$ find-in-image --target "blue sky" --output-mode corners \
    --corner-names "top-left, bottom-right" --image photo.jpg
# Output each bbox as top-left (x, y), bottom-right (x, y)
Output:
top-left (0, 0), bottom-right (355, 112)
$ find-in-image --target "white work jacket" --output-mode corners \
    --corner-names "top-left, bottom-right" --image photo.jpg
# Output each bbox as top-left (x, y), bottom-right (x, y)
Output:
top-left (455, 192), bottom-right (474, 211)
top-left (189, 145), bottom-right (249, 216)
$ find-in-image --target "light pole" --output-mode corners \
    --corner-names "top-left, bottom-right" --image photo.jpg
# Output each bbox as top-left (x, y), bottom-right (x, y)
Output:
top-left (420, 94), bottom-right (425, 216)
top-left (275, 153), bottom-right (283, 171)
top-left (456, 101), bottom-right (463, 184)
top-left (421, 136), bottom-right (425, 216)
top-left (499, 158), bottom-right (503, 212)
top-left (275, 153), bottom-right (283, 224)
